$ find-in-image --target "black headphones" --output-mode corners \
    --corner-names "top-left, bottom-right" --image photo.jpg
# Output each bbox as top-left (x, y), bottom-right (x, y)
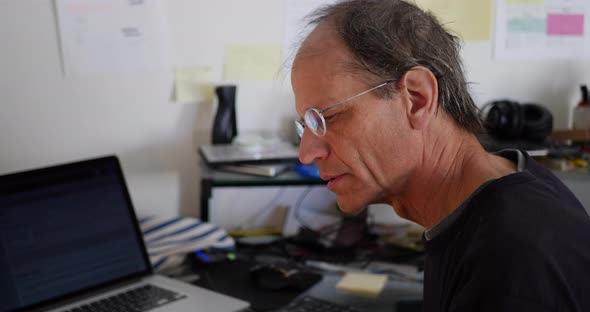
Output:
top-left (483, 100), bottom-right (553, 142)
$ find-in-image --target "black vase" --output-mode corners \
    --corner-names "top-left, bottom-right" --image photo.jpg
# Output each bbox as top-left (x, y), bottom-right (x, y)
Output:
top-left (212, 85), bottom-right (237, 144)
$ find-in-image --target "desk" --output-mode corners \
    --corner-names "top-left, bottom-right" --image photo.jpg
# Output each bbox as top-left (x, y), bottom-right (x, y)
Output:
top-left (307, 274), bottom-right (422, 312)
top-left (182, 260), bottom-right (423, 312)
top-left (174, 236), bottom-right (424, 312)
top-left (199, 162), bottom-right (325, 222)
top-left (552, 170), bottom-right (590, 214)
top-left (195, 163), bottom-right (424, 311)
top-left (179, 259), bottom-right (423, 312)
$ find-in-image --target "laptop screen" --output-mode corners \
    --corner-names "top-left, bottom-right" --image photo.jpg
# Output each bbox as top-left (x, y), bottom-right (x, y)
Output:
top-left (0, 157), bottom-right (150, 312)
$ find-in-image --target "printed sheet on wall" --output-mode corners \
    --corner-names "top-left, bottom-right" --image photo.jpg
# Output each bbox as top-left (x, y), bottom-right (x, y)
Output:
top-left (55, 0), bottom-right (169, 77)
top-left (495, 0), bottom-right (590, 60)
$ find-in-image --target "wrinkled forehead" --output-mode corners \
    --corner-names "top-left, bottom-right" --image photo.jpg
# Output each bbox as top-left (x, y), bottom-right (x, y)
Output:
top-left (291, 23), bottom-right (362, 114)
top-left (292, 22), bottom-right (353, 78)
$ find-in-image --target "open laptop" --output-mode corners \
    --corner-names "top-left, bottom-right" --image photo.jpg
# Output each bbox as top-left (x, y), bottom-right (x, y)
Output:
top-left (0, 156), bottom-right (249, 312)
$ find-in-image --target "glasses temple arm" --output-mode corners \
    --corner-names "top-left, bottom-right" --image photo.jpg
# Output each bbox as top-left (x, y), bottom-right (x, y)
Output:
top-left (318, 80), bottom-right (392, 113)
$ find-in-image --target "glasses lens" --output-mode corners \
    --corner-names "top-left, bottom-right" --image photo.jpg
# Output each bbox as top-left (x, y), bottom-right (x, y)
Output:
top-left (305, 109), bottom-right (326, 136)
top-left (295, 120), bottom-right (305, 138)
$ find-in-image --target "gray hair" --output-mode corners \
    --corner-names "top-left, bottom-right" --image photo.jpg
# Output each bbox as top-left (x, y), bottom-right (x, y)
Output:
top-left (306, 0), bottom-right (482, 133)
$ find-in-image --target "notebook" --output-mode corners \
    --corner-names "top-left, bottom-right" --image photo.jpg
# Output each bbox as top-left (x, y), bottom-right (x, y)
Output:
top-left (199, 142), bottom-right (299, 165)
top-left (0, 156), bottom-right (249, 312)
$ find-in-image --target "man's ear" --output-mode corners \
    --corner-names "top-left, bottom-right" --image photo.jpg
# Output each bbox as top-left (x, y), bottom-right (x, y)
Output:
top-left (399, 66), bottom-right (438, 130)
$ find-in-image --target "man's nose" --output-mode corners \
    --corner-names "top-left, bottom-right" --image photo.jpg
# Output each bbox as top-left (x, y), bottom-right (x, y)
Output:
top-left (298, 130), bottom-right (329, 164)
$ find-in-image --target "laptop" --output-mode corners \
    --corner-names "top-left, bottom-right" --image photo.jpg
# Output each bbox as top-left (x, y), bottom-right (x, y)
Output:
top-left (0, 156), bottom-right (249, 312)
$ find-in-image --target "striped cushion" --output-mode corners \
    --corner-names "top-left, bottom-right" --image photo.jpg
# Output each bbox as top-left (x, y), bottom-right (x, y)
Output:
top-left (138, 215), bottom-right (235, 272)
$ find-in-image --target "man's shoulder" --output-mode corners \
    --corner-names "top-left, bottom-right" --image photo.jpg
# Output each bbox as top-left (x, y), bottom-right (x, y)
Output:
top-left (452, 201), bottom-right (590, 312)
top-left (451, 174), bottom-right (590, 312)
top-left (469, 168), bottom-right (589, 234)
top-left (464, 174), bottom-right (590, 261)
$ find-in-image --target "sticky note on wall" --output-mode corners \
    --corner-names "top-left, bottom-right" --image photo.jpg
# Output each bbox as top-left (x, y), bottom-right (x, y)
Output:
top-left (413, 0), bottom-right (492, 41)
top-left (174, 66), bottom-right (214, 103)
top-left (505, 0), bottom-right (544, 4)
top-left (336, 272), bottom-right (387, 298)
top-left (224, 45), bottom-right (282, 81)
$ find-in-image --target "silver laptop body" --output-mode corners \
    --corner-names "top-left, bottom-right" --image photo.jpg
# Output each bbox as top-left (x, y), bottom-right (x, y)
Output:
top-left (0, 156), bottom-right (249, 312)
top-left (43, 275), bottom-right (247, 312)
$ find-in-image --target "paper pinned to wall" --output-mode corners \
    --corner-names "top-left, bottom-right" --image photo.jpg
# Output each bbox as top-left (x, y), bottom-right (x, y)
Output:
top-left (223, 45), bottom-right (282, 81)
top-left (494, 0), bottom-right (590, 60)
top-left (414, 0), bottom-right (492, 41)
top-left (174, 66), bottom-right (214, 104)
top-left (55, 0), bottom-right (169, 77)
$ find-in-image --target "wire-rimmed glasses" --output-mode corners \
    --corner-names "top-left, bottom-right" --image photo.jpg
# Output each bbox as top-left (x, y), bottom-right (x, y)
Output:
top-left (295, 81), bottom-right (392, 138)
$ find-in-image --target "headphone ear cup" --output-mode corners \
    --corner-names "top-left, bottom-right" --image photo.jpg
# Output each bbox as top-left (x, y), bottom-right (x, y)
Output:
top-left (484, 100), bottom-right (525, 140)
top-left (484, 102), bottom-right (502, 132)
top-left (521, 104), bottom-right (553, 142)
top-left (485, 100), bottom-right (510, 138)
top-left (509, 101), bottom-right (524, 139)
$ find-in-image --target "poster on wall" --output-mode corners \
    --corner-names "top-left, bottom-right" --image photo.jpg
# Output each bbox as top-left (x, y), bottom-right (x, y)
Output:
top-left (55, 0), bottom-right (169, 77)
top-left (494, 0), bottom-right (590, 60)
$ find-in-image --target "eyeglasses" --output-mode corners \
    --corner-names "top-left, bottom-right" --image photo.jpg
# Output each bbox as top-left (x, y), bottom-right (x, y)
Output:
top-left (294, 81), bottom-right (392, 138)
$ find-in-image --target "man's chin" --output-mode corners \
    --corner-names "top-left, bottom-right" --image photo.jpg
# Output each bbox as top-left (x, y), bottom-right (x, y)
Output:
top-left (335, 197), bottom-right (368, 216)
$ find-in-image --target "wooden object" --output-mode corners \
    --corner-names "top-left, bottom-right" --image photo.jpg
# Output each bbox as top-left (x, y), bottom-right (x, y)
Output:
top-left (551, 129), bottom-right (590, 142)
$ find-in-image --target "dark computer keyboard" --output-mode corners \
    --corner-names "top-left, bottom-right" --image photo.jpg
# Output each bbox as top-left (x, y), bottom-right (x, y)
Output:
top-left (275, 296), bottom-right (360, 312)
top-left (62, 284), bottom-right (186, 312)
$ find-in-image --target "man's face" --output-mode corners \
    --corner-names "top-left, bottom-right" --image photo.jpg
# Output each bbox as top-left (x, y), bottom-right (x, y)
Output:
top-left (291, 25), bottom-right (416, 215)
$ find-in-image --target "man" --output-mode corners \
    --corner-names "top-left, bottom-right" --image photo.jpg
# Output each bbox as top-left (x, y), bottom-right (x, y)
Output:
top-left (291, 0), bottom-right (590, 311)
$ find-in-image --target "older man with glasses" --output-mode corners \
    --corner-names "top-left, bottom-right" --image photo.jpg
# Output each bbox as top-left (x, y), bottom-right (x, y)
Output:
top-left (291, 0), bottom-right (590, 311)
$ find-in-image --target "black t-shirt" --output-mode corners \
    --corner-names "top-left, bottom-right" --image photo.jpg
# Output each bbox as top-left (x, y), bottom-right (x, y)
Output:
top-left (423, 152), bottom-right (590, 312)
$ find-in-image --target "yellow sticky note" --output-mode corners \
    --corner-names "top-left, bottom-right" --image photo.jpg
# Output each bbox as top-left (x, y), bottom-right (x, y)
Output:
top-left (224, 45), bottom-right (281, 81)
top-left (414, 0), bottom-right (492, 41)
top-left (505, 0), bottom-right (543, 4)
top-left (174, 66), bottom-right (214, 103)
top-left (336, 272), bottom-right (387, 298)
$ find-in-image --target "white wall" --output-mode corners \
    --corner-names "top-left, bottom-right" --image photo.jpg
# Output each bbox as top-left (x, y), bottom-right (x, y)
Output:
top-left (1, 0), bottom-right (589, 218)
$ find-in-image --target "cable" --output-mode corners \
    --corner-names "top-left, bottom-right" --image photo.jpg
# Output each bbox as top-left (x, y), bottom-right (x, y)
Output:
top-left (294, 187), bottom-right (357, 236)
top-left (317, 221), bottom-right (341, 236)
top-left (293, 186), bottom-right (315, 231)
top-left (239, 187), bottom-right (286, 230)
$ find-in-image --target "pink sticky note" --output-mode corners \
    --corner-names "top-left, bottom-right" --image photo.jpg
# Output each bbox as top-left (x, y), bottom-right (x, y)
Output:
top-left (547, 14), bottom-right (585, 36)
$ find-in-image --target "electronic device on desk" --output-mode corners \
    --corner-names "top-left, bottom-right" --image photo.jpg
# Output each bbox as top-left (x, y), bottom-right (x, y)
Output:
top-left (190, 248), bottom-right (238, 265)
top-left (189, 257), bottom-right (323, 312)
top-left (482, 100), bottom-right (553, 141)
top-left (249, 263), bottom-right (322, 291)
top-left (480, 100), bottom-right (554, 156)
top-left (276, 296), bottom-right (360, 312)
top-left (0, 156), bottom-right (249, 312)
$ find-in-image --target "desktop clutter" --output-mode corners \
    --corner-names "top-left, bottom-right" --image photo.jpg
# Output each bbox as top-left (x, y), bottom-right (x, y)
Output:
top-left (168, 209), bottom-right (425, 312)
top-left (200, 85), bottom-right (319, 179)
top-left (191, 85), bottom-right (425, 311)
top-left (139, 210), bottom-right (425, 311)
top-left (481, 85), bottom-right (590, 172)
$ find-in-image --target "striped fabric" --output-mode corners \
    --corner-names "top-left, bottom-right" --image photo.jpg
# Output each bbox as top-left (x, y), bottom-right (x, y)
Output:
top-left (138, 215), bottom-right (235, 272)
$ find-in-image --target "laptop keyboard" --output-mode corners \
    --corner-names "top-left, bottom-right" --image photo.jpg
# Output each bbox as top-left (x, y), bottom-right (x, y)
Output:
top-left (276, 296), bottom-right (360, 312)
top-left (62, 284), bottom-right (186, 312)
